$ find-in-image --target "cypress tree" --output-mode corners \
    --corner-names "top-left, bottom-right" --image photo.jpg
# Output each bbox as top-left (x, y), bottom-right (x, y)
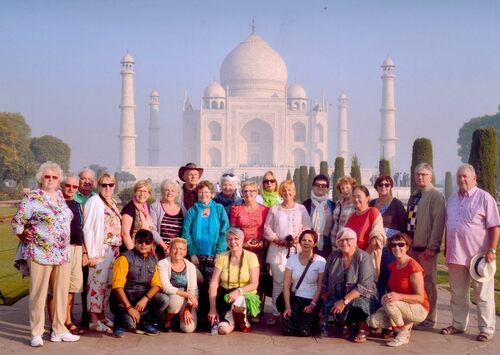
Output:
top-left (307, 166), bottom-right (316, 199)
top-left (320, 160), bottom-right (329, 177)
top-left (379, 158), bottom-right (391, 177)
top-left (468, 128), bottom-right (497, 197)
top-left (332, 157), bottom-right (345, 201)
top-left (299, 165), bottom-right (308, 203)
top-left (350, 154), bottom-right (362, 185)
top-left (286, 169), bottom-right (292, 180)
top-left (444, 171), bottom-right (453, 200)
top-left (410, 137), bottom-right (434, 191)
top-left (293, 168), bottom-right (300, 200)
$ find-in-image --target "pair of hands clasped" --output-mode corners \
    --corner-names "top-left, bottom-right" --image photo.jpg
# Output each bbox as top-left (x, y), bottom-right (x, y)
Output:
top-left (283, 303), bottom-right (315, 319)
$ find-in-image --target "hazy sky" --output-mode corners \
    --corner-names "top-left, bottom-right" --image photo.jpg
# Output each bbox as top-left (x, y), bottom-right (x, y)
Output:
top-left (1, 0), bottom-right (499, 181)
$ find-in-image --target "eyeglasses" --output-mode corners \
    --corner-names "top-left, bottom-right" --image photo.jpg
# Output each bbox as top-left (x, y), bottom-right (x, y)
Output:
top-left (136, 239), bottom-right (153, 245)
top-left (100, 183), bottom-right (115, 188)
top-left (243, 190), bottom-right (257, 194)
top-left (44, 175), bottom-right (59, 180)
top-left (64, 184), bottom-right (79, 189)
top-left (314, 183), bottom-right (328, 188)
top-left (263, 179), bottom-right (276, 184)
top-left (337, 238), bottom-right (354, 243)
top-left (390, 242), bottom-right (406, 248)
top-left (379, 183), bottom-right (391, 188)
top-left (415, 173), bottom-right (429, 177)
top-left (222, 173), bottom-right (235, 177)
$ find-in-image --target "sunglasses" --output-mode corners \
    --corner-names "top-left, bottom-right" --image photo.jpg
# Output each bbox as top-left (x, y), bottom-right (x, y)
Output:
top-left (379, 183), bottom-right (391, 188)
top-left (222, 173), bottom-right (235, 177)
top-left (314, 183), bottom-right (328, 188)
top-left (44, 175), bottom-right (59, 180)
top-left (136, 239), bottom-right (153, 245)
top-left (263, 179), bottom-right (276, 184)
top-left (390, 242), bottom-right (406, 248)
top-left (100, 183), bottom-right (115, 188)
top-left (64, 184), bottom-right (79, 189)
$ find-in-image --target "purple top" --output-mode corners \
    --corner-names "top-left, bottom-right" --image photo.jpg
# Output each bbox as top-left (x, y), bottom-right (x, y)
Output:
top-left (446, 186), bottom-right (500, 266)
top-left (12, 189), bottom-right (72, 265)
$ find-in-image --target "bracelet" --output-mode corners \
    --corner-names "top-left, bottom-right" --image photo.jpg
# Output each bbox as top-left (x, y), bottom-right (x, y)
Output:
top-left (145, 294), bottom-right (151, 300)
top-left (310, 301), bottom-right (317, 306)
top-left (126, 305), bottom-right (132, 311)
top-left (238, 288), bottom-right (243, 295)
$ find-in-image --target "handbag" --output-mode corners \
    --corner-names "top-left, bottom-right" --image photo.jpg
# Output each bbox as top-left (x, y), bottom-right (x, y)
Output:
top-left (276, 255), bottom-right (314, 313)
top-left (260, 263), bottom-right (274, 297)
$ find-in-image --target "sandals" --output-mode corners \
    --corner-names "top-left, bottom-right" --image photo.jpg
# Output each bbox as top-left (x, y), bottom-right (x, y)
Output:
top-left (476, 332), bottom-right (493, 342)
top-left (65, 323), bottom-right (84, 335)
top-left (89, 320), bottom-right (113, 335)
top-left (266, 316), bottom-right (279, 326)
top-left (440, 325), bottom-right (464, 335)
top-left (353, 329), bottom-right (369, 343)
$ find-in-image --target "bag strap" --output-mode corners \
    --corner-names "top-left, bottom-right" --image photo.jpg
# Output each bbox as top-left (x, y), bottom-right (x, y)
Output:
top-left (295, 254), bottom-right (314, 291)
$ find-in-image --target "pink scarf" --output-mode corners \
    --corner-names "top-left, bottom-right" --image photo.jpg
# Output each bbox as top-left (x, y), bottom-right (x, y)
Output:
top-left (133, 198), bottom-right (153, 231)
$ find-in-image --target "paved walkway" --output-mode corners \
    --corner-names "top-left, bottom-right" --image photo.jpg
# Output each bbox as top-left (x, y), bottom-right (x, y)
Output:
top-left (0, 286), bottom-right (498, 354)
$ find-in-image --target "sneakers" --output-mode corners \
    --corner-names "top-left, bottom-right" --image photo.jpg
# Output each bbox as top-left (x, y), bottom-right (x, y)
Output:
top-left (50, 331), bottom-right (80, 342)
top-left (30, 335), bottom-right (44, 347)
top-left (387, 330), bottom-right (410, 347)
top-left (113, 326), bottom-right (125, 338)
top-left (135, 324), bottom-right (160, 336)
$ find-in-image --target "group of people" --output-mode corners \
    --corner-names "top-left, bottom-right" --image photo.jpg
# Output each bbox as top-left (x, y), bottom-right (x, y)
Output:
top-left (12, 161), bottom-right (498, 348)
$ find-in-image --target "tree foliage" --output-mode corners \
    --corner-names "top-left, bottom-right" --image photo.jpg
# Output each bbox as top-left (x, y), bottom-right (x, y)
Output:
top-left (444, 171), bottom-right (453, 200)
top-left (286, 169), bottom-right (292, 180)
top-left (332, 157), bottom-right (345, 201)
top-left (115, 171), bottom-right (136, 183)
top-left (307, 166), bottom-right (316, 199)
top-left (350, 154), bottom-right (362, 185)
top-left (320, 161), bottom-right (329, 177)
top-left (468, 128), bottom-right (497, 197)
top-left (292, 168), bottom-right (300, 200)
top-left (379, 159), bottom-right (391, 177)
top-left (299, 166), bottom-right (308, 203)
top-left (89, 164), bottom-right (108, 179)
top-left (30, 135), bottom-right (71, 172)
top-left (458, 110), bottom-right (500, 186)
top-left (410, 138), bottom-right (433, 191)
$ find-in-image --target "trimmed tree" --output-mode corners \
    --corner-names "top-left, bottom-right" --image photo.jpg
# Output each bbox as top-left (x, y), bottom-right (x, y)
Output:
top-left (299, 166), bottom-right (308, 202)
top-left (286, 169), bottom-right (292, 180)
top-left (307, 166), bottom-right (316, 199)
top-left (350, 154), bottom-right (362, 185)
top-left (293, 168), bottom-right (300, 201)
top-left (410, 138), bottom-right (434, 192)
top-left (320, 161), bottom-right (329, 177)
top-left (468, 128), bottom-right (497, 197)
top-left (379, 158), bottom-right (391, 177)
top-left (444, 171), bottom-right (453, 200)
top-left (332, 157), bottom-right (345, 201)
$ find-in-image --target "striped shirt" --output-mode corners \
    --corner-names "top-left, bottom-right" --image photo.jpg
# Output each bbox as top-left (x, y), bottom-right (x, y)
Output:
top-left (160, 210), bottom-right (184, 245)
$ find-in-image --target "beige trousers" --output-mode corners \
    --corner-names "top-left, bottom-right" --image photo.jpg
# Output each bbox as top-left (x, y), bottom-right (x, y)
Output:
top-left (167, 294), bottom-right (197, 333)
top-left (448, 263), bottom-right (496, 334)
top-left (368, 299), bottom-right (428, 329)
top-left (29, 258), bottom-right (71, 336)
top-left (411, 251), bottom-right (437, 325)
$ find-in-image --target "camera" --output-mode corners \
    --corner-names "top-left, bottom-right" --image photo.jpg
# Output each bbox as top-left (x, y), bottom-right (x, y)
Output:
top-left (284, 235), bottom-right (294, 247)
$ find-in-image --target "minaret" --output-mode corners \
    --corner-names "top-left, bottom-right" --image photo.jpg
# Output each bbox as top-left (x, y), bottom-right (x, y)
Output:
top-left (148, 90), bottom-right (160, 166)
top-left (119, 52), bottom-right (136, 171)
top-left (337, 92), bottom-right (348, 161)
top-left (380, 56), bottom-right (397, 168)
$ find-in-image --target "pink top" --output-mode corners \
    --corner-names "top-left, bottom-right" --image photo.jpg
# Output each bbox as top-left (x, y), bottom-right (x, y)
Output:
top-left (446, 186), bottom-right (500, 267)
top-left (230, 204), bottom-right (269, 242)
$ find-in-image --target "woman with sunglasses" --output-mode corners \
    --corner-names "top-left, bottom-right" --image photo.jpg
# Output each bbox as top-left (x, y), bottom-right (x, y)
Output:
top-left (368, 233), bottom-right (429, 347)
top-left (83, 173), bottom-right (122, 334)
top-left (213, 173), bottom-right (242, 218)
top-left (12, 162), bottom-right (80, 347)
top-left (256, 171), bottom-right (282, 207)
top-left (121, 180), bottom-right (168, 253)
top-left (264, 180), bottom-right (311, 325)
top-left (369, 176), bottom-right (407, 299)
top-left (302, 174), bottom-right (335, 258)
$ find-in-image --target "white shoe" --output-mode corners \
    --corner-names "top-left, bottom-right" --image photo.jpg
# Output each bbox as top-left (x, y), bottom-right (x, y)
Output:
top-left (50, 331), bottom-right (80, 342)
top-left (30, 335), bottom-right (44, 347)
top-left (387, 330), bottom-right (410, 347)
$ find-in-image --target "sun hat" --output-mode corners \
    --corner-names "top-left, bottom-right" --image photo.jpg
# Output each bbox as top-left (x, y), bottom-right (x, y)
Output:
top-left (469, 253), bottom-right (497, 283)
top-left (178, 162), bottom-right (204, 182)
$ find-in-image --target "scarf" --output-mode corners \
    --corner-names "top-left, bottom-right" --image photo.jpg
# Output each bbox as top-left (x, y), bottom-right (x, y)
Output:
top-left (310, 190), bottom-right (329, 250)
top-left (214, 192), bottom-right (242, 216)
top-left (133, 197), bottom-right (153, 231)
top-left (192, 200), bottom-right (221, 255)
top-left (261, 190), bottom-right (280, 207)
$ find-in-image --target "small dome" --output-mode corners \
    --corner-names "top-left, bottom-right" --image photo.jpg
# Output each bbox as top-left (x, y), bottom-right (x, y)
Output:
top-left (338, 92), bottom-right (347, 100)
top-left (382, 56), bottom-right (394, 67)
top-left (122, 52), bottom-right (134, 63)
top-left (204, 81), bottom-right (226, 98)
top-left (287, 83), bottom-right (307, 99)
top-left (150, 89), bottom-right (159, 97)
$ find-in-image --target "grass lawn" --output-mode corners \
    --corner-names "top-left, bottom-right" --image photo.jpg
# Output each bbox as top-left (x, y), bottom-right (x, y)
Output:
top-left (0, 207), bottom-right (29, 306)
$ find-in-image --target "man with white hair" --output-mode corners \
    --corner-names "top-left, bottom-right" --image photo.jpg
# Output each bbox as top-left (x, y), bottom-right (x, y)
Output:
top-left (441, 164), bottom-right (499, 342)
top-left (406, 162), bottom-right (446, 330)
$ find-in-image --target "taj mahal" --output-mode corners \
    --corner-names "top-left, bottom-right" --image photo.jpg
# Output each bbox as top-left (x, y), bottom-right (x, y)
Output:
top-left (118, 24), bottom-right (396, 183)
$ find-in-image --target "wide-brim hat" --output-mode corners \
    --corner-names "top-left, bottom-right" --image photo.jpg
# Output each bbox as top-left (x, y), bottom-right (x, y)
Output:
top-left (178, 162), bottom-right (204, 182)
top-left (469, 253), bottom-right (496, 283)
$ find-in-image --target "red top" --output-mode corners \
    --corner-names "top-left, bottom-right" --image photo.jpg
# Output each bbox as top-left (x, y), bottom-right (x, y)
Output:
top-left (230, 204), bottom-right (269, 242)
top-left (345, 207), bottom-right (380, 250)
top-left (388, 257), bottom-right (429, 311)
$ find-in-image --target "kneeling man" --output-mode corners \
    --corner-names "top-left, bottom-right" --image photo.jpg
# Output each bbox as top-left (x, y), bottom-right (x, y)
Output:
top-left (111, 229), bottom-right (169, 337)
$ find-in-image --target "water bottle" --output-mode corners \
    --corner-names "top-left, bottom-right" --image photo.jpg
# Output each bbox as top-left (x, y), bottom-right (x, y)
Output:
top-left (211, 320), bottom-right (219, 336)
top-left (320, 320), bottom-right (328, 337)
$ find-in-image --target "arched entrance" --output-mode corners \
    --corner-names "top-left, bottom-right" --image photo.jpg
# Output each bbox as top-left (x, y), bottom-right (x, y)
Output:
top-left (240, 119), bottom-right (273, 166)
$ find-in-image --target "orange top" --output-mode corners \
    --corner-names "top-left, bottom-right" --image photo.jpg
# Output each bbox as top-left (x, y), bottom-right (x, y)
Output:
top-left (388, 257), bottom-right (429, 311)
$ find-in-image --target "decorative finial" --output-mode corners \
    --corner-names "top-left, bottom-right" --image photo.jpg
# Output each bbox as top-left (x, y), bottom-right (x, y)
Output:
top-left (251, 16), bottom-right (256, 34)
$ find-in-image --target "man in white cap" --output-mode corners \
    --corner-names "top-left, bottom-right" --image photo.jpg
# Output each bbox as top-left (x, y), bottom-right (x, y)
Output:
top-left (441, 164), bottom-right (499, 342)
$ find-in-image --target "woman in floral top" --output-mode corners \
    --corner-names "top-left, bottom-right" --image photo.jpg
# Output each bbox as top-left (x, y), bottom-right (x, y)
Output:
top-left (12, 161), bottom-right (80, 347)
top-left (83, 173), bottom-right (122, 335)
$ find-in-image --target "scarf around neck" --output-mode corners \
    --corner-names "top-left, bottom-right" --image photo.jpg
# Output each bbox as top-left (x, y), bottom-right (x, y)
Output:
top-left (192, 200), bottom-right (221, 255)
top-left (133, 197), bottom-right (153, 231)
top-left (310, 190), bottom-right (329, 250)
top-left (261, 190), bottom-right (280, 207)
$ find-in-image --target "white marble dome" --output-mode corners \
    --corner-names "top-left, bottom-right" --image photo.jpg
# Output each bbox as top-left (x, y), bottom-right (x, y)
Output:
top-left (382, 56), bottom-right (394, 66)
top-left (151, 89), bottom-right (159, 97)
top-left (287, 83), bottom-right (307, 99)
top-left (122, 52), bottom-right (134, 63)
top-left (204, 81), bottom-right (226, 98)
top-left (338, 92), bottom-right (347, 100)
top-left (220, 32), bottom-right (288, 98)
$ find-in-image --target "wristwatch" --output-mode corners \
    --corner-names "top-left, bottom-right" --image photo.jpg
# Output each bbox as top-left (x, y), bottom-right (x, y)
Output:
top-left (343, 298), bottom-right (350, 305)
top-left (488, 248), bottom-right (496, 254)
